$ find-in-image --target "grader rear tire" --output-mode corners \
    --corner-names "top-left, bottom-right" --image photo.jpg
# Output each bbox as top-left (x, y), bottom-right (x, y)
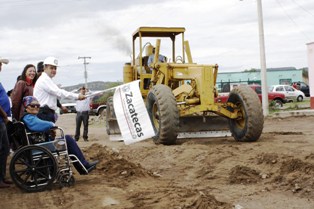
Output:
top-left (227, 86), bottom-right (264, 142)
top-left (147, 84), bottom-right (179, 145)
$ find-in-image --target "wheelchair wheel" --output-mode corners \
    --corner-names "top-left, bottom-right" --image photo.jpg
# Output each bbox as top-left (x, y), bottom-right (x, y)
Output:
top-left (59, 174), bottom-right (75, 188)
top-left (10, 145), bottom-right (58, 192)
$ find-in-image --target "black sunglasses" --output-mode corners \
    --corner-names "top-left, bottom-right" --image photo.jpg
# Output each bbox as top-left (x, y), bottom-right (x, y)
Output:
top-left (28, 104), bottom-right (40, 108)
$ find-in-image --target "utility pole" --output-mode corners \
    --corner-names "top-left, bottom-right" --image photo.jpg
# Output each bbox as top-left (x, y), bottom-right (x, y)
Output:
top-left (241, 0), bottom-right (268, 116)
top-left (257, 0), bottom-right (269, 116)
top-left (78, 56), bottom-right (91, 90)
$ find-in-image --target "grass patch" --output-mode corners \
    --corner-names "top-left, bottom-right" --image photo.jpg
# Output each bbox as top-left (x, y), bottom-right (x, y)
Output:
top-left (269, 98), bottom-right (310, 114)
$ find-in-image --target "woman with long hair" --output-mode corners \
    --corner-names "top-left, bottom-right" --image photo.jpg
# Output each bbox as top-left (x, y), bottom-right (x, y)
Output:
top-left (11, 64), bottom-right (37, 120)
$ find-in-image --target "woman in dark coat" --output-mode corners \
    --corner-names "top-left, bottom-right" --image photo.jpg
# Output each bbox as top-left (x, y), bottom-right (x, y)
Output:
top-left (11, 64), bottom-right (37, 120)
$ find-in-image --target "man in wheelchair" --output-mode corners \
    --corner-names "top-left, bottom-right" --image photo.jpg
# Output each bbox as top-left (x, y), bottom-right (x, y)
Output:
top-left (21, 96), bottom-right (98, 174)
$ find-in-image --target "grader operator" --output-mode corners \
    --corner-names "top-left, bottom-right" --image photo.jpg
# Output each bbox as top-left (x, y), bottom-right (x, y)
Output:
top-left (106, 27), bottom-right (264, 145)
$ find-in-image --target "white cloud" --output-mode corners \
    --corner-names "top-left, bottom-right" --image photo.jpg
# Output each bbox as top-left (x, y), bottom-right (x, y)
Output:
top-left (0, 0), bottom-right (313, 90)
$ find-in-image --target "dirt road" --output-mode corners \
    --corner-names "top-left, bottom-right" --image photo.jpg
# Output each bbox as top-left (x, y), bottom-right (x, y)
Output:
top-left (2, 114), bottom-right (314, 209)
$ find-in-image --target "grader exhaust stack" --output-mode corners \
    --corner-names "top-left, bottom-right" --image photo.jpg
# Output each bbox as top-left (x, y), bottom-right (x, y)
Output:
top-left (106, 27), bottom-right (264, 145)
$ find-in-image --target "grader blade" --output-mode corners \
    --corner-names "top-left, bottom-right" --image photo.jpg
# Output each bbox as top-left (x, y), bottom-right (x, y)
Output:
top-left (105, 96), bottom-right (121, 135)
top-left (177, 116), bottom-right (231, 138)
top-left (106, 119), bottom-right (121, 135)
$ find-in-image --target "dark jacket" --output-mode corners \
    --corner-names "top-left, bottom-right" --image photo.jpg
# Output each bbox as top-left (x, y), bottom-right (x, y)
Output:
top-left (11, 80), bottom-right (34, 120)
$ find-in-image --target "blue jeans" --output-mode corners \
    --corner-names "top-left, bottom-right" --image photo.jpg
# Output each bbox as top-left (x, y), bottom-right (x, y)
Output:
top-left (0, 123), bottom-right (10, 182)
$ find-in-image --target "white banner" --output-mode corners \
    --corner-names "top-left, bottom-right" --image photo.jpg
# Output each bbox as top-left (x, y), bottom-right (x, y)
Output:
top-left (113, 80), bottom-right (155, 145)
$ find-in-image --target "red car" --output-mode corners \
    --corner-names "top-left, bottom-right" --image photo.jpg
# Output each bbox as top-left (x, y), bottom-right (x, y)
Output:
top-left (89, 94), bottom-right (107, 116)
top-left (217, 84), bottom-right (287, 107)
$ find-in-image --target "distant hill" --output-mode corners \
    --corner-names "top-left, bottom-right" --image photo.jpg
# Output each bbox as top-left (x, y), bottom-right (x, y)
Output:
top-left (62, 81), bottom-right (122, 92)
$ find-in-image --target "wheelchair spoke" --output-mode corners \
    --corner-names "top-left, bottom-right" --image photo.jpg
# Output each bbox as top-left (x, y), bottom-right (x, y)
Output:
top-left (22, 172), bottom-right (32, 184)
top-left (35, 169), bottom-right (50, 180)
top-left (34, 155), bottom-right (46, 167)
top-left (16, 154), bottom-right (31, 167)
top-left (15, 168), bottom-right (29, 175)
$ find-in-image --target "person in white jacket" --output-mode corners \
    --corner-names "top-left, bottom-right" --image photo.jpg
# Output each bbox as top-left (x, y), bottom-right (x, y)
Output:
top-left (34, 56), bottom-right (85, 122)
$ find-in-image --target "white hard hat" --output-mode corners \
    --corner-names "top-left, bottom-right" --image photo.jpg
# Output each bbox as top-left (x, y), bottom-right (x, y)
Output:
top-left (44, 56), bottom-right (58, 67)
top-left (0, 57), bottom-right (9, 64)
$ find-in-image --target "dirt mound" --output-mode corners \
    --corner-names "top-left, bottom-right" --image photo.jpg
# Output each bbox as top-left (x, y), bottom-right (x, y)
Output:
top-left (229, 165), bottom-right (260, 184)
top-left (84, 144), bottom-right (153, 178)
top-left (305, 153), bottom-right (314, 160)
top-left (182, 191), bottom-right (232, 209)
top-left (280, 159), bottom-right (314, 174)
top-left (274, 158), bottom-right (314, 197)
top-left (128, 187), bottom-right (232, 209)
top-left (256, 152), bottom-right (279, 164)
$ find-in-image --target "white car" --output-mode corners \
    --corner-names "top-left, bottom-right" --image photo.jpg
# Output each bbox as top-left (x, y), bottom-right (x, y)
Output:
top-left (61, 103), bottom-right (77, 113)
top-left (269, 85), bottom-right (305, 102)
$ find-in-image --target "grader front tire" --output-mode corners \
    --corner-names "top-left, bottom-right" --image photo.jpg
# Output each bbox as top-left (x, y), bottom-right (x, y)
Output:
top-left (147, 84), bottom-right (179, 145)
top-left (227, 86), bottom-right (264, 142)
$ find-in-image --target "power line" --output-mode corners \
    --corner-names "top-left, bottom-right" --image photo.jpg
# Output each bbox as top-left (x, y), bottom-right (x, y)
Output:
top-left (290, 0), bottom-right (314, 18)
top-left (275, 0), bottom-right (311, 42)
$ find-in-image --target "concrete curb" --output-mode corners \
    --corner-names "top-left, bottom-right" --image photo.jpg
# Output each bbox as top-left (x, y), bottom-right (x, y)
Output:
top-left (270, 109), bottom-right (314, 118)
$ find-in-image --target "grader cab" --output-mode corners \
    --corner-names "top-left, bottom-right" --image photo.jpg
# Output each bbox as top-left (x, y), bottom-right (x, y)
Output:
top-left (106, 27), bottom-right (264, 145)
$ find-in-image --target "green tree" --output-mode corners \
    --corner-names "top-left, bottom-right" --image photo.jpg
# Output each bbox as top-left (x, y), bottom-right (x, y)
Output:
top-left (243, 68), bottom-right (257, 72)
top-left (92, 82), bottom-right (122, 105)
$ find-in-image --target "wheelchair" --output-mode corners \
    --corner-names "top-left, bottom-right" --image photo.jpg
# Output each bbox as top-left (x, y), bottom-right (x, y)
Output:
top-left (8, 121), bottom-right (90, 192)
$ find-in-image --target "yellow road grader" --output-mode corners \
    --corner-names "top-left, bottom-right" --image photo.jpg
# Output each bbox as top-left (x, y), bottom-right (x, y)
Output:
top-left (106, 27), bottom-right (264, 145)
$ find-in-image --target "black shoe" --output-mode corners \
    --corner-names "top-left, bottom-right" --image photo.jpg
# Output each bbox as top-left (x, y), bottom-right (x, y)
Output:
top-left (86, 164), bottom-right (96, 173)
top-left (89, 160), bottom-right (99, 166)
top-left (85, 160), bottom-right (99, 173)
top-left (75, 138), bottom-right (79, 141)
top-left (0, 181), bottom-right (10, 188)
top-left (84, 138), bottom-right (89, 142)
top-left (3, 179), bottom-right (13, 184)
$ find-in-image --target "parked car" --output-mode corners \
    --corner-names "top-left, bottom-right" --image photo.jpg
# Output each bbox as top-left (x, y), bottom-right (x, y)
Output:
top-left (89, 94), bottom-right (106, 116)
top-left (89, 103), bottom-right (106, 116)
top-left (269, 84), bottom-right (305, 102)
top-left (249, 85), bottom-right (287, 107)
top-left (217, 84), bottom-right (287, 107)
top-left (292, 81), bottom-right (310, 97)
top-left (60, 102), bottom-right (77, 114)
top-left (60, 98), bottom-right (77, 114)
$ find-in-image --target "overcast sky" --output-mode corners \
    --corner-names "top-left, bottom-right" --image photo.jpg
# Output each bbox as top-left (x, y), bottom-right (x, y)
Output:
top-left (0, 0), bottom-right (313, 90)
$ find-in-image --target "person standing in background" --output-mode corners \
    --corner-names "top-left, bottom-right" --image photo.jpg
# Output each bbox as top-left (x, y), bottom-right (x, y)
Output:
top-left (11, 64), bottom-right (37, 120)
top-left (0, 57), bottom-right (12, 188)
top-left (36, 61), bottom-right (44, 77)
top-left (34, 56), bottom-right (85, 123)
top-left (75, 86), bottom-right (91, 141)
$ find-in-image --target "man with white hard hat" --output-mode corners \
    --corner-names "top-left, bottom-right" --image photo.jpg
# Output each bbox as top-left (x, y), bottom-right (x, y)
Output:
top-left (34, 56), bottom-right (86, 122)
